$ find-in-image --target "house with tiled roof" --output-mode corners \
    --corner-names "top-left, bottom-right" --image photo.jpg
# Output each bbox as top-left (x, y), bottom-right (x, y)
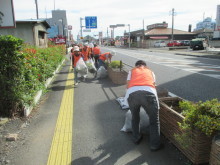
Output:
top-left (125, 22), bottom-right (197, 48)
top-left (0, 19), bottom-right (50, 48)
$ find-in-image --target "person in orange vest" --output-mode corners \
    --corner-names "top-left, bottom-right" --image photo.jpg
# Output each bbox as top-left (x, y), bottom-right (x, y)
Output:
top-left (98, 51), bottom-right (115, 69)
top-left (125, 60), bottom-right (163, 151)
top-left (92, 44), bottom-right (101, 68)
top-left (72, 46), bottom-right (83, 86)
top-left (81, 43), bottom-right (91, 62)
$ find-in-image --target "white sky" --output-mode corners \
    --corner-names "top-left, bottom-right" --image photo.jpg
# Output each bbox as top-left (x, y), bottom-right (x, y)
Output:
top-left (13, 0), bottom-right (220, 40)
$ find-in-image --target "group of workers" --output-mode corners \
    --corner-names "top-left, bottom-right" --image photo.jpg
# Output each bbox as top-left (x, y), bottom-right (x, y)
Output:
top-left (70, 43), bottom-right (115, 85)
top-left (70, 43), bottom-right (163, 152)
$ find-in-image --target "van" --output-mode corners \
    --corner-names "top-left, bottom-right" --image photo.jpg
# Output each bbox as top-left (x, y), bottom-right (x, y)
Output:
top-left (154, 41), bottom-right (166, 47)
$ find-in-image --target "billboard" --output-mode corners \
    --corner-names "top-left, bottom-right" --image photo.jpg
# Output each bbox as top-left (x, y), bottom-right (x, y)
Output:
top-left (0, 0), bottom-right (16, 28)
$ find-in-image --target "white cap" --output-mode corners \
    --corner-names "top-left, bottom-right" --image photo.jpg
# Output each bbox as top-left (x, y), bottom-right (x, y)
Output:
top-left (73, 46), bottom-right (80, 51)
top-left (89, 43), bottom-right (94, 48)
top-left (84, 43), bottom-right (88, 46)
top-left (110, 51), bottom-right (116, 56)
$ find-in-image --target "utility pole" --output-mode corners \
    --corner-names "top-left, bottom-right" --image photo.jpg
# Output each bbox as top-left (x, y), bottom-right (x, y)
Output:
top-left (107, 27), bottom-right (109, 46)
top-left (80, 17), bottom-right (84, 39)
top-left (128, 24), bottom-right (130, 49)
top-left (35, 0), bottom-right (39, 19)
top-left (142, 19), bottom-right (145, 48)
top-left (170, 8), bottom-right (176, 42)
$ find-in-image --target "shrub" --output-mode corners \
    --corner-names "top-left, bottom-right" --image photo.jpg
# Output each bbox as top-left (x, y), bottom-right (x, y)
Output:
top-left (0, 35), bottom-right (65, 117)
top-left (108, 60), bottom-right (123, 69)
top-left (179, 99), bottom-right (220, 136)
top-left (174, 99), bottom-right (220, 148)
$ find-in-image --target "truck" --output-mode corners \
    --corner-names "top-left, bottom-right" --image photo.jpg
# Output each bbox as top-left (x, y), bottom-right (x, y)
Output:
top-left (190, 38), bottom-right (206, 50)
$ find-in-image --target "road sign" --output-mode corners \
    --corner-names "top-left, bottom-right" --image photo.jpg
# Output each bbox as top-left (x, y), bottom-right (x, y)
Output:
top-left (116, 24), bottom-right (125, 27)
top-left (85, 16), bottom-right (97, 29)
top-left (83, 29), bottom-right (91, 32)
top-left (110, 25), bottom-right (117, 28)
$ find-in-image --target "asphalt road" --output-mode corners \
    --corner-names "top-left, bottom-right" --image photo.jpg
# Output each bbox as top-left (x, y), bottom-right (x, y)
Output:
top-left (103, 47), bottom-right (220, 102)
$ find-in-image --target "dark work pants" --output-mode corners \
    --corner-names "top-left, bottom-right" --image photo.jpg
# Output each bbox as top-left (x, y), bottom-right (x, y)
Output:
top-left (94, 54), bottom-right (100, 69)
top-left (128, 90), bottom-right (160, 149)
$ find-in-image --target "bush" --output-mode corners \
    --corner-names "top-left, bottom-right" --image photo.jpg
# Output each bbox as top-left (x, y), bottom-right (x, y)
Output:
top-left (179, 99), bottom-right (220, 136)
top-left (108, 60), bottom-right (123, 69)
top-left (0, 35), bottom-right (65, 117)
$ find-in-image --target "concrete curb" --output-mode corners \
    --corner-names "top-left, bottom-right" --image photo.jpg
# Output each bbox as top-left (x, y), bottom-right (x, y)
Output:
top-left (24, 59), bottom-right (66, 117)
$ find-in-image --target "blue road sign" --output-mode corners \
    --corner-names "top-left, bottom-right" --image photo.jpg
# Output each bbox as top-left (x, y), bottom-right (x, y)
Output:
top-left (85, 16), bottom-right (97, 29)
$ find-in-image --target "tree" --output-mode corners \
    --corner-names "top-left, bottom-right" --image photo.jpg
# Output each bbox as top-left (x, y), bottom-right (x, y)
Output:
top-left (0, 11), bottom-right (4, 26)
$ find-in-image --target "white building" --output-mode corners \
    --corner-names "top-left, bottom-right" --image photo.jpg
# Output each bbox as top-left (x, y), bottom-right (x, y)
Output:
top-left (213, 5), bottom-right (220, 39)
top-left (195, 17), bottom-right (216, 31)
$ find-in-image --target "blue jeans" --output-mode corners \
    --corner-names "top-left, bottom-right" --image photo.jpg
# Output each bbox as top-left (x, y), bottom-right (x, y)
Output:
top-left (128, 90), bottom-right (160, 149)
top-left (98, 59), bottom-right (106, 69)
top-left (74, 68), bottom-right (78, 83)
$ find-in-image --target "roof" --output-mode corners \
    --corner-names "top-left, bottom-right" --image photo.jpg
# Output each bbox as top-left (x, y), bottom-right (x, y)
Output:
top-left (145, 28), bottom-right (196, 35)
top-left (16, 19), bottom-right (50, 28)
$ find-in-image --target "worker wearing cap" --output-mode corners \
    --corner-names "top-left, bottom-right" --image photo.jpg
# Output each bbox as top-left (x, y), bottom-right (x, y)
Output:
top-left (73, 46), bottom-right (82, 85)
top-left (125, 60), bottom-right (163, 151)
top-left (98, 51), bottom-right (116, 69)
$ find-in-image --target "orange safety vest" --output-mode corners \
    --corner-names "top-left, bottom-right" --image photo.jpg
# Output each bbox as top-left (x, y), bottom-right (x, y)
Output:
top-left (99, 52), bottom-right (110, 61)
top-left (128, 66), bottom-right (155, 89)
top-left (82, 47), bottom-right (90, 61)
top-left (93, 47), bottom-right (101, 55)
top-left (73, 53), bottom-right (82, 67)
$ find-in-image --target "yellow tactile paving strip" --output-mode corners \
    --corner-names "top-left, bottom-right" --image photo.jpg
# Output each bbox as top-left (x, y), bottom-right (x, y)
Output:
top-left (47, 67), bottom-right (74, 165)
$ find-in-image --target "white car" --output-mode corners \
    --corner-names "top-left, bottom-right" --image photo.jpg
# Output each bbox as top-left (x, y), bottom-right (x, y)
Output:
top-left (154, 41), bottom-right (166, 47)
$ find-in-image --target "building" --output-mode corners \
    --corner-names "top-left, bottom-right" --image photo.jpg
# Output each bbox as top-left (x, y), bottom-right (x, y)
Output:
top-left (0, 19), bottom-right (50, 47)
top-left (125, 22), bottom-right (196, 48)
top-left (46, 10), bottom-right (68, 38)
top-left (213, 5), bottom-right (220, 39)
top-left (195, 17), bottom-right (216, 31)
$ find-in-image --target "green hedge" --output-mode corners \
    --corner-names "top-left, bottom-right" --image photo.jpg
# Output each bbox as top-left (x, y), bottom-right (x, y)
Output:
top-left (0, 35), bottom-right (65, 117)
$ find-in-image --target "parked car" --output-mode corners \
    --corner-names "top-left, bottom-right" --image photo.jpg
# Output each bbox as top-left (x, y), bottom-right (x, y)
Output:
top-left (167, 40), bottom-right (182, 47)
top-left (183, 40), bottom-right (190, 46)
top-left (154, 41), bottom-right (166, 47)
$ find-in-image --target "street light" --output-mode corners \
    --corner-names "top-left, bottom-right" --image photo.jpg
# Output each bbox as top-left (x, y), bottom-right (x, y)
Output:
top-left (110, 24), bottom-right (130, 48)
top-left (128, 24), bottom-right (130, 49)
top-left (109, 25), bottom-right (117, 39)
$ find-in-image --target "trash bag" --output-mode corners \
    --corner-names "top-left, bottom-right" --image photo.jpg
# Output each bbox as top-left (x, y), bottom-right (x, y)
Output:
top-left (116, 97), bottom-right (129, 110)
top-left (86, 59), bottom-right (97, 73)
top-left (120, 107), bottom-right (150, 134)
top-left (76, 57), bottom-right (88, 76)
top-left (96, 66), bottom-right (107, 79)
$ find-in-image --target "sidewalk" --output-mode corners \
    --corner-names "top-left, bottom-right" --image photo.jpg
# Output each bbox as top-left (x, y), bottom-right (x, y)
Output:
top-left (0, 48), bottom-right (208, 165)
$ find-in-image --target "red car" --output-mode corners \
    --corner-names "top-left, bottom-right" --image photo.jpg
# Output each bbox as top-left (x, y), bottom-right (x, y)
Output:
top-left (167, 40), bottom-right (182, 47)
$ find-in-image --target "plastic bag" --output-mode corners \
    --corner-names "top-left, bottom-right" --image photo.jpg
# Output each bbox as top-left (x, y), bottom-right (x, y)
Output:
top-left (96, 66), bottom-right (107, 79)
top-left (116, 97), bottom-right (129, 110)
top-left (120, 107), bottom-right (150, 134)
top-left (86, 59), bottom-right (97, 73)
top-left (76, 57), bottom-right (88, 76)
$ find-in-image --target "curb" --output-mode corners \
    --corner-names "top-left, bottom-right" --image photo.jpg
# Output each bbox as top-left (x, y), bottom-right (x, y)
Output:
top-left (175, 53), bottom-right (220, 59)
top-left (24, 58), bottom-right (66, 117)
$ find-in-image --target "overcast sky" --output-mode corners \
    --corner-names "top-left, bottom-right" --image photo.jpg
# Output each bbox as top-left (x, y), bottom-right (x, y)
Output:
top-left (13, 0), bottom-right (220, 40)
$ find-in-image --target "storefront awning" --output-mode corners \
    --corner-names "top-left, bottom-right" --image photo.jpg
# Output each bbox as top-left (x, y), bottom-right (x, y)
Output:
top-left (149, 36), bottom-right (169, 39)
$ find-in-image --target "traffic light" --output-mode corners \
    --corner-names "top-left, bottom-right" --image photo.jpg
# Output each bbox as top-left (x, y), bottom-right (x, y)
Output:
top-left (80, 37), bottom-right (84, 39)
